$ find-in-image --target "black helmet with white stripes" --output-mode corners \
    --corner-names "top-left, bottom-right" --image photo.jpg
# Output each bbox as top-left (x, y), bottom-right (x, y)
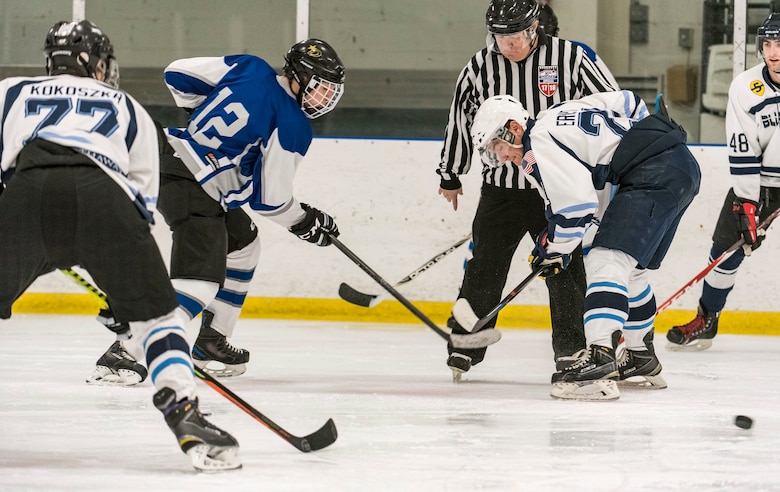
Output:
top-left (486, 0), bottom-right (541, 35)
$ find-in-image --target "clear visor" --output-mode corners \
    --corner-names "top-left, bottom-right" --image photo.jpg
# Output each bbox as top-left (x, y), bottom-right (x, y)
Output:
top-left (487, 25), bottom-right (536, 53)
top-left (301, 76), bottom-right (344, 119)
top-left (478, 125), bottom-right (523, 168)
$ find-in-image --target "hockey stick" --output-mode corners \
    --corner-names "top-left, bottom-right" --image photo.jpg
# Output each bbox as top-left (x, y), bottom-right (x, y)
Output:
top-left (62, 268), bottom-right (338, 452)
top-left (656, 207), bottom-right (780, 314)
top-left (338, 232), bottom-right (473, 308)
top-left (61, 268), bottom-right (109, 309)
top-left (328, 235), bottom-right (501, 349)
top-left (655, 93), bottom-right (669, 118)
top-left (452, 265), bottom-right (548, 332)
top-left (193, 366), bottom-right (337, 452)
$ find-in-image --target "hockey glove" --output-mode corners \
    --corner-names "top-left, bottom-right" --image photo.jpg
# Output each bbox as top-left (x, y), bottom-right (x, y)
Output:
top-left (528, 228), bottom-right (571, 278)
top-left (289, 203), bottom-right (339, 247)
top-left (96, 308), bottom-right (132, 340)
top-left (732, 197), bottom-right (763, 254)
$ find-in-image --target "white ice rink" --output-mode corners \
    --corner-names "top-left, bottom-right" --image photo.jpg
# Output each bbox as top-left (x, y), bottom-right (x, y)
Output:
top-left (1, 315), bottom-right (779, 492)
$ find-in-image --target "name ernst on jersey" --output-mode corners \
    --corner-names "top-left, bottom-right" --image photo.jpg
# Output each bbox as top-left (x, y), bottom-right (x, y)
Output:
top-left (29, 85), bottom-right (124, 102)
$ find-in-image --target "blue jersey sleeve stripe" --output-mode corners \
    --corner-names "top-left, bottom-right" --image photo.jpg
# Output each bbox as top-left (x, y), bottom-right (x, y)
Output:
top-left (164, 71), bottom-right (216, 96)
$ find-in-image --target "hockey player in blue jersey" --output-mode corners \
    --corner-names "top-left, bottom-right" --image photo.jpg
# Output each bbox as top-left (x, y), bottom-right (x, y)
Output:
top-left (130, 39), bottom-right (343, 378)
top-left (0, 20), bottom-right (240, 471)
top-left (467, 91), bottom-right (701, 400)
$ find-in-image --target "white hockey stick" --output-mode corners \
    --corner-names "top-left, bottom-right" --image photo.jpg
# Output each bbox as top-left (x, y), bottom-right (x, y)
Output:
top-left (330, 235), bottom-right (500, 349)
top-left (452, 265), bottom-right (548, 332)
top-left (338, 232), bottom-right (472, 308)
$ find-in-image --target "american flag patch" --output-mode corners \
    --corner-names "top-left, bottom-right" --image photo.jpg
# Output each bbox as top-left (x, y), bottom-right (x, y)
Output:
top-left (522, 150), bottom-right (536, 175)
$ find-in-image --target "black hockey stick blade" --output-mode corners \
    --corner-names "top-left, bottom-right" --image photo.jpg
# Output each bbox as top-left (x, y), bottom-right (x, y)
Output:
top-left (338, 233), bottom-right (473, 308)
top-left (194, 366), bottom-right (337, 452)
top-left (338, 282), bottom-right (380, 308)
top-left (329, 235), bottom-right (500, 349)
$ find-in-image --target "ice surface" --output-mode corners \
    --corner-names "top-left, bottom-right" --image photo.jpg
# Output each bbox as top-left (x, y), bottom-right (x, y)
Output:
top-left (1, 315), bottom-right (779, 491)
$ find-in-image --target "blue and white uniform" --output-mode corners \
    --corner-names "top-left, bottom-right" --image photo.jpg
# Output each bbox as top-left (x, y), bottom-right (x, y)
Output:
top-left (0, 74), bottom-right (159, 221)
top-left (164, 55), bottom-right (310, 228)
top-left (522, 90), bottom-right (701, 349)
top-left (0, 73), bottom-right (197, 401)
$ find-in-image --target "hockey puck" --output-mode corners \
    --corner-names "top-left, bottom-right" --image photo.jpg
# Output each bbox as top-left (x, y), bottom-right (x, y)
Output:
top-left (734, 415), bottom-right (753, 429)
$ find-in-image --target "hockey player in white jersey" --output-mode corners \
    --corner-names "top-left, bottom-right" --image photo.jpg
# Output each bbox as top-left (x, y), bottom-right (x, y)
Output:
top-left (470, 90), bottom-right (701, 400)
top-left (148, 39), bottom-right (343, 377)
top-left (0, 20), bottom-right (240, 471)
top-left (666, 13), bottom-right (780, 351)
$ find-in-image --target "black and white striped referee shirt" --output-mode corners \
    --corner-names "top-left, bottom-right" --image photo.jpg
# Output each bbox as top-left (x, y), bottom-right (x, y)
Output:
top-left (437, 33), bottom-right (619, 190)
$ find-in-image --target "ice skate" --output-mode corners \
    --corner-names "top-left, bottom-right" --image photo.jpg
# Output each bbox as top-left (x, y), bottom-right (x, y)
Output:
top-left (618, 349), bottom-right (667, 389)
top-left (192, 311), bottom-right (249, 377)
top-left (154, 387), bottom-right (241, 471)
top-left (447, 353), bottom-right (472, 382)
top-left (550, 336), bottom-right (621, 401)
top-left (86, 340), bottom-right (148, 386)
top-left (666, 303), bottom-right (719, 351)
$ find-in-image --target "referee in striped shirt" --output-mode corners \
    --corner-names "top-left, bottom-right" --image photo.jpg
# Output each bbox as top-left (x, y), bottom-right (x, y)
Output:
top-left (437, 0), bottom-right (619, 380)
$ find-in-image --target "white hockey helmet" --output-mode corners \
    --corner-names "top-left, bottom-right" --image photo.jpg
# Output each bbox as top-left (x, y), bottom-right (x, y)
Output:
top-left (471, 95), bottom-right (530, 167)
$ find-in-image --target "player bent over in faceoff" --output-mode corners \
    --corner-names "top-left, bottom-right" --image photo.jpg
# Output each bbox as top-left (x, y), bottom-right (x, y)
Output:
top-left (470, 91), bottom-right (700, 400)
top-left (90, 38), bottom-right (346, 381)
top-left (0, 20), bottom-right (239, 470)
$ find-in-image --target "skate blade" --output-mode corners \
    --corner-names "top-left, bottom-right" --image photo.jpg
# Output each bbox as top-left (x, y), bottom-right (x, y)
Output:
top-left (86, 366), bottom-right (143, 387)
top-left (618, 374), bottom-right (668, 389)
top-left (666, 339), bottom-right (713, 352)
top-left (550, 379), bottom-right (620, 401)
top-left (451, 368), bottom-right (464, 382)
top-left (193, 360), bottom-right (247, 377)
top-left (186, 444), bottom-right (242, 472)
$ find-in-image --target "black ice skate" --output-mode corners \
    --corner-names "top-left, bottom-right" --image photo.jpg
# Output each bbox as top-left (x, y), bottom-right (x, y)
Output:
top-left (192, 310), bottom-right (250, 377)
top-left (618, 331), bottom-right (667, 389)
top-left (154, 387), bottom-right (241, 471)
top-left (447, 353), bottom-right (472, 382)
top-left (86, 340), bottom-right (148, 386)
top-left (550, 332), bottom-right (621, 401)
top-left (666, 303), bottom-right (719, 351)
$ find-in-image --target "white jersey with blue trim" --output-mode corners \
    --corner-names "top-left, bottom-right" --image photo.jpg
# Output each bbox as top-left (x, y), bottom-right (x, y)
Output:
top-left (0, 74), bottom-right (159, 221)
top-left (522, 90), bottom-right (650, 256)
top-left (163, 55), bottom-right (311, 228)
top-left (725, 62), bottom-right (780, 202)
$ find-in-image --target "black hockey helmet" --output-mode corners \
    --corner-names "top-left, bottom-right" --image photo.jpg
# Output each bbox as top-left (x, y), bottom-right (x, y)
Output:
top-left (756, 12), bottom-right (780, 56)
top-left (283, 39), bottom-right (345, 119)
top-left (44, 20), bottom-right (119, 88)
top-left (486, 0), bottom-right (541, 35)
top-left (538, 3), bottom-right (559, 37)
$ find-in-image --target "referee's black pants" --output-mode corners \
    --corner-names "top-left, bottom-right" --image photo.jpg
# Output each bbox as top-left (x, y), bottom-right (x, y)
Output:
top-left (448, 183), bottom-right (586, 364)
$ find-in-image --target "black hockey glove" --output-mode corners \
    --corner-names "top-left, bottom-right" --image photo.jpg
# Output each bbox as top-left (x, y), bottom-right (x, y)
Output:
top-left (96, 308), bottom-right (132, 340)
top-left (732, 197), bottom-right (764, 254)
top-left (289, 203), bottom-right (339, 247)
top-left (528, 228), bottom-right (571, 278)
